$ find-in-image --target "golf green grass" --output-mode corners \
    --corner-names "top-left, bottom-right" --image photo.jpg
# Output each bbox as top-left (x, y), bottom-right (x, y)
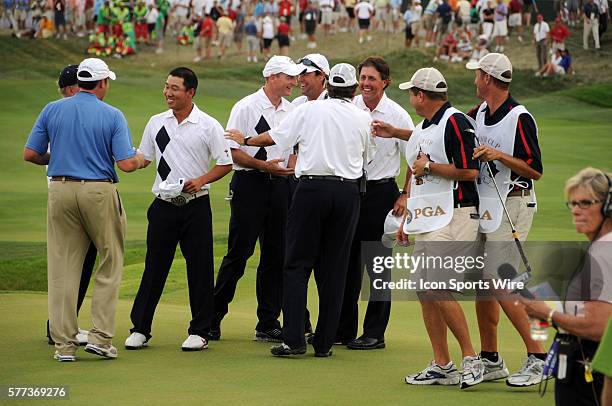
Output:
top-left (1, 37), bottom-right (611, 405)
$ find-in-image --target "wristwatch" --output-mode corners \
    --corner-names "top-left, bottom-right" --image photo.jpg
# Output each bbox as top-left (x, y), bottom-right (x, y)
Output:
top-left (423, 161), bottom-right (431, 175)
top-left (244, 136), bottom-right (252, 146)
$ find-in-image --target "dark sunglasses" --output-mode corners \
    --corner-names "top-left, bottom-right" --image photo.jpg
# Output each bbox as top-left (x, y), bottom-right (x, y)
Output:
top-left (297, 58), bottom-right (326, 76)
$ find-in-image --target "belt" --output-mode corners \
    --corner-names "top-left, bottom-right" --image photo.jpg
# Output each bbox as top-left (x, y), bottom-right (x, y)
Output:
top-left (300, 175), bottom-right (359, 183)
top-left (235, 170), bottom-right (285, 180)
top-left (508, 189), bottom-right (530, 197)
top-left (50, 176), bottom-right (112, 183)
top-left (454, 202), bottom-right (476, 208)
top-left (367, 177), bottom-right (395, 185)
top-left (158, 189), bottom-right (209, 207)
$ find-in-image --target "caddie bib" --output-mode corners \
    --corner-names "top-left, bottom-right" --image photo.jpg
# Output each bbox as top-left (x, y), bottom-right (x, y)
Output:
top-left (475, 102), bottom-right (538, 233)
top-left (403, 107), bottom-right (460, 234)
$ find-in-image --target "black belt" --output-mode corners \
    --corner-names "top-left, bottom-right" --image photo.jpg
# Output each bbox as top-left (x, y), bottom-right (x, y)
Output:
top-left (50, 176), bottom-right (112, 183)
top-left (508, 189), bottom-right (530, 197)
top-left (367, 177), bottom-right (395, 185)
top-left (235, 170), bottom-right (285, 180)
top-left (300, 175), bottom-right (359, 183)
top-left (454, 202), bottom-right (476, 208)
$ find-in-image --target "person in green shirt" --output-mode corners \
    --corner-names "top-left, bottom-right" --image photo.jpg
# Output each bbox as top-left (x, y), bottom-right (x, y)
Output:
top-left (593, 318), bottom-right (612, 406)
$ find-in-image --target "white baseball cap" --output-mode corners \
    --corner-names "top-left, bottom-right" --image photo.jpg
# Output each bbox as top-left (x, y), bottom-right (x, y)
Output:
top-left (328, 63), bottom-right (358, 87)
top-left (466, 52), bottom-right (513, 83)
top-left (262, 55), bottom-right (303, 78)
top-left (77, 58), bottom-right (116, 81)
top-left (398, 67), bottom-right (447, 92)
top-left (381, 210), bottom-right (404, 248)
top-left (298, 54), bottom-right (331, 76)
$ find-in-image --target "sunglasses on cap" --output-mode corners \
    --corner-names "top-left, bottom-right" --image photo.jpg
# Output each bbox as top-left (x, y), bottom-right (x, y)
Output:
top-left (297, 58), bottom-right (326, 76)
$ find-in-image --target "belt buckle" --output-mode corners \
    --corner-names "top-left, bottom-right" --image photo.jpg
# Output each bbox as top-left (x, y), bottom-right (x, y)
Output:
top-left (170, 195), bottom-right (188, 206)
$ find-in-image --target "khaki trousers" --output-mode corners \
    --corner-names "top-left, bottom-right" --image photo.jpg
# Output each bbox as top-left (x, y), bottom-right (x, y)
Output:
top-left (47, 180), bottom-right (126, 355)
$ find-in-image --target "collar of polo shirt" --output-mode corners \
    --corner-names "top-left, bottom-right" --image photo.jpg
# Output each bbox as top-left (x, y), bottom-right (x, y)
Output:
top-left (356, 92), bottom-right (392, 115)
top-left (257, 88), bottom-right (292, 112)
top-left (163, 103), bottom-right (201, 124)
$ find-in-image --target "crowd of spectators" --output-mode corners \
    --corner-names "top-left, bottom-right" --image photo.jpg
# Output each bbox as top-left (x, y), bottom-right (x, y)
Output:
top-left (0, 0), bottom-right (608, 67)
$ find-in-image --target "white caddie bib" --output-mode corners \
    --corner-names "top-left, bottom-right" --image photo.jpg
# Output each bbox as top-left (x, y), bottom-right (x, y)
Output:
top-left (475, 103), bottom-right (538, 233)
top-left (403, 107), bottom-right (461, 234)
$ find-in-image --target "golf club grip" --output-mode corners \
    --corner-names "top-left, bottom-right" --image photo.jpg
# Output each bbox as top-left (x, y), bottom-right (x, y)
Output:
top-left (514, 238), bottom-right (533, 275)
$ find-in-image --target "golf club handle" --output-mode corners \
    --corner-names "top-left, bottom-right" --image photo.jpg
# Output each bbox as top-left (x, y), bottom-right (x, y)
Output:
top-left (514, 238), bottom-right (534, 275)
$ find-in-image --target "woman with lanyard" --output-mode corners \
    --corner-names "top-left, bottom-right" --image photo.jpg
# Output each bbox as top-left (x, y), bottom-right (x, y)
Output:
top-left (522, 167), bottom-right (612, 406)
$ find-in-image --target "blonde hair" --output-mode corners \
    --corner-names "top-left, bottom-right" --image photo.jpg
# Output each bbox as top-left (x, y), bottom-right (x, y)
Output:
top-left (564, 167), bottom-right (612, 200)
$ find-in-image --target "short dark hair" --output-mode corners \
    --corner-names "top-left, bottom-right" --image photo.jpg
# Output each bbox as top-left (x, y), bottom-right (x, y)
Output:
top-left (409, 87), bottom-right (448, 101)
top-left (327, 83), bottom-right (359, 99)
top-left (78, 79), bottom-right (103, 90)
top-left (478, 69), bottom-right (511, 90)
top-left (357, 56), bottom-right (390, 89)
top-left (168, 67), bottom-right (198, 93)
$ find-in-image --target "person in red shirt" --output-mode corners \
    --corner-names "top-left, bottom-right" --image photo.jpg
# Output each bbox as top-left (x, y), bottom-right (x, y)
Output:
top-left (277, 16), bottom-right (291, 55)
top-left (299, 0), bottom-right (309, 35)
top-left (194, 13), bottom-right (214, 61)
top-left (507, 0), bottom-right (524, 41)
top-left (550, 16), bottom-right (570, 53)
top-left (279, 0), bottom-right (293, 26)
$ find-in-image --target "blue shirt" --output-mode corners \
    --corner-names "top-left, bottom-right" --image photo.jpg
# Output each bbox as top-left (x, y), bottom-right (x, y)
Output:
top-left (436, 2), bottom-right (452, 22)
top-left (25, 92), bottom-right (136, 183)
top-left (3, 0), bottom-right (15, 8)
top-left (254, 1), bottom-right (264, 17)
top-left (403, 9), bottom-right (413, 23)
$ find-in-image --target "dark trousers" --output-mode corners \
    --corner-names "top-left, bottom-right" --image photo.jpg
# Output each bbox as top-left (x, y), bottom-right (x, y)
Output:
top-left (337, 181), bottom-right (398, 342)
top-left (130, 196), bottom-right (214, 339)
top-left (600, 14), bottom-right (608, 40)
top-left (555, 372), bottom-right (603, 406)
top-left (536, 39), bottom-right (547, 69)
top-left (282, 179), bottom-right (360, 353)
top-left (214, 171), bottom-right (289, 331)
top-left (46, 242), bottom-right (97, 341)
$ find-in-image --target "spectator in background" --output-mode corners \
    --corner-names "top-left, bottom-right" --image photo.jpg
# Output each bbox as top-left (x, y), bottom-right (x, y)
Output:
top-left (277, 16), bottom-right (290, 56)
top-left (434, 22), bottom-right (459, 60)
top-left (567, 0), bottom-right (580, 26)
top-left (15, 0), bottom-right (28, 31)
top-left (303, 0), bottom-right (319, 48)
top-left (422, 0), bottom-right (439, 46)
top-left (470, 33), bottom-right (489, 62)
top-left (244, 14), bottom-right (258, 62)
top-left (403, 4), bottom-right (415, 47)
top-left (411, 0), bottom-right (423, 47)
top-left (54, 0), bottom-right (67, 40)
top-left (508, 0), bottom-right (523, 41)
top-left (234, 4), bottom-right (245, 53)
top-left (522, 0), bottom-right (538, 26)
top-left (455, 31), bottom-right (473, 61)
top-left (345, 0), bottom-right (357, 32)
top-left (391, 0), bottom-right (401, 33)
top-left (355, 0), bottom-right (373, 43)
top-left (597, 0), bottom-right (608, 43)
top-left (435, 0), bottom-right (453, 42)
top-left (493, 0), bottom-right (508, 51)
top-left (278, 0), bottom-right (292, 26)
top-left (457, 0), bottom-right (471, 27)
top-left (533, 14), bottom-right (549, 70)
top-left (194, 12), bottom-right (214, 61)
top-left (374, 0), bottom-right (389, 32)
top-left (535, 48), bottom-right (573, 77)
top-left (481, 0), bottom-right (495, 40)
top-left (146, 3), bottom-right (158, 45)
top-left (319, 0), bottom-right (334, 35)
top-left (217, 10), bottom-right (234, 58)
top-left (550, 16), bottom-right (569, 52)
top-left (261, 13), bottom-right (275, 59)
top-left (583, 0), bottom-right (600, 49)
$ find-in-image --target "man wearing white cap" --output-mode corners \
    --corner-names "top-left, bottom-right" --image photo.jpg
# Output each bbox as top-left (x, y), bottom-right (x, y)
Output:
top-left (225, 63), bottom-right (376, 357)
top-left (125, 67), bottom-right (233, 352)
top-left (395, 67), bottom-right (485, 389)
top-left (24, 58), bottom-right (146, 362)
top-left (465, 53), bottom-right (546, 387)
top-left (292, 53), bottom-right (330, 106)
top-left (211, 55), bottom-right (301, 342)
top-left (337, 56), bottom-right (414, 350)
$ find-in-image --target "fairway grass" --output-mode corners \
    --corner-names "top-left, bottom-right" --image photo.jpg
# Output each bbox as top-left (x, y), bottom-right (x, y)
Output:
top-left (0, 292), bottom-right (553, 405)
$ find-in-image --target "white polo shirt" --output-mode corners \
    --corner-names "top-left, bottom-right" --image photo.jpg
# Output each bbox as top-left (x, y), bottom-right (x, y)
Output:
top-left (355, 1), bottom-right (374, 19)
top-left (269, 98), bottom-right (377, 179)
top-left (533, 21), bottom-right (550, 41)
top-left (353, 93), bottom-right (414, 180)
top-left (139, 103), bottom-right (233, 197)
top-left (227, 88), bottom-right (294, 171)
top-left (291, 90), bottom-right (328, 107)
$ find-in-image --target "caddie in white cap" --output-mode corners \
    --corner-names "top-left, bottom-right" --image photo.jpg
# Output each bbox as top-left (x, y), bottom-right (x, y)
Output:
top-left (465, 53), bottom-right (546, 388)
top-left (210, 55), bottom-right (299, 343)
top-left (225, 62), bottom-right (376, 358)
top-left (395, 67), bottom-right (486, 389)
